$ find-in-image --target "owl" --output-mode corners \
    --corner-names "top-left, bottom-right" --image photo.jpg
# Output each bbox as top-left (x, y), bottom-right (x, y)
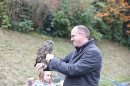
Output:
top-left (34, 40), bottom-right (54, 67)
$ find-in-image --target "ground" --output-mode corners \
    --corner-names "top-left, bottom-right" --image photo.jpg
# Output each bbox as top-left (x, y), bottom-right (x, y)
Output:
top-left (0, 28), bottom-right (130, 86)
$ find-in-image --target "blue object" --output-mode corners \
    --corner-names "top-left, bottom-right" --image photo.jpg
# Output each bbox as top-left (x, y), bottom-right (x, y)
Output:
top-left (100, 75), bottom-right (129, 86)
top-left (52, 71), bottom-right (61, 83)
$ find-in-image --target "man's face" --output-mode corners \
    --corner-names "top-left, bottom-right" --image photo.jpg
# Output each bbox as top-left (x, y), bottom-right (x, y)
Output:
top-left (44, 71), bottom-right (51, 83)
top-left (71, 27), bottom-right (82, 47)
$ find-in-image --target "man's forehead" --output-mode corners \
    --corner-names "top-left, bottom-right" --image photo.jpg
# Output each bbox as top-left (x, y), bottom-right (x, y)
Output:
top-left (72, 26), bottom-right (78, 31)
top-left (71, 27), bottom-right (78, 33)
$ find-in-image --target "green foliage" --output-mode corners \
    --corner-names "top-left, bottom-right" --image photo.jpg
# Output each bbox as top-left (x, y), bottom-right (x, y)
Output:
top-left (97, 21), bottom-right (112, 39)
top-left (77, 1), bottom-right (103, 40)
top-left (18, 19), bottom-right (34, 32)
top-left (121, 28), bottom-right (130, 49)
top-left (40, 14), bottom-right (58, 36)
top-left (10, 21), bottom-right (17, 31)
top-left (8, 0), bottom-right (33, 32)
top-left (123, 37), bottom-right (130, 49)
top-left (0, 1), bottom-right (11, 29)
top-left (96, 19), bottom-right (124, 42)
top-left (1, 13), bottom-right (11, 29)
top-left (90, 29), bottom-right (103, 41)
top-left (126, 35), bottom-right (130, 49)
top-left (10, 0), bottom-right (32, 21)
top-left (53, 0), bottom-right (103, 40)
top-left (113, 21), bottom-right (123, 42)
top-left (10, 19), bottom-right (34, 32)
top-left (53, 0), bottom-right (72, 37)
top-left (78, 11), bottom-right (103, 41)
top-left (54, 10), bottom-right (72, 37)
top-left (94, 0), bottom-right (130, 49)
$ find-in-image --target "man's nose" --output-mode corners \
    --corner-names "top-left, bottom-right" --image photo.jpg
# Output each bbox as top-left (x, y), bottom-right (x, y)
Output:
top-left (71, 37), bottom-right (73, 41)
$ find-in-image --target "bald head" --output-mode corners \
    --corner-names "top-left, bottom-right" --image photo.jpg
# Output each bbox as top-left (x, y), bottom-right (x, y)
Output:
top-left (71, 25), bottom-right (90, 47)
top-left (73, 25), bottom-right (90, 39)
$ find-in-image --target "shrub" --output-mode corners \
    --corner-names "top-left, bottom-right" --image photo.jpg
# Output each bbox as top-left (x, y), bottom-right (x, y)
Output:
top-left (10, 19), bottom-right (34, 32)
top-left (53, 0), bottom-right (103, 40)
top-left (0, 0), bottom-right (11, 29)
top-left (9, 0), bottom-right (32, 22)
top-left (40, 13), bottom-right (58, 36)
top-left (94, 0), bottom-right (130, 48)
top-left (18, 19), bottom-right (34, 32)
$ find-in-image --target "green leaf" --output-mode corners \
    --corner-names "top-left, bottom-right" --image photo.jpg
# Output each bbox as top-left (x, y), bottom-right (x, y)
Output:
top-left (46, 28), bottom-right (51, 31)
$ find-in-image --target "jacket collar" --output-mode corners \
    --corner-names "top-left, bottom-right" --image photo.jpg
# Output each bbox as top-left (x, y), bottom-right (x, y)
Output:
top-left (75, 38), bottom-right (94, 53)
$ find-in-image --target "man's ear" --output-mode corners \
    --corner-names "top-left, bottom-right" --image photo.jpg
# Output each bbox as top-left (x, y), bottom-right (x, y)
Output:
top-left (80, 33), bottom-right (84, 38)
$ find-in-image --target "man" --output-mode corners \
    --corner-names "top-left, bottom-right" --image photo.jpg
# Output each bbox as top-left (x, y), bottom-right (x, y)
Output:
top-left (36, 25), bottom-right (102, 86)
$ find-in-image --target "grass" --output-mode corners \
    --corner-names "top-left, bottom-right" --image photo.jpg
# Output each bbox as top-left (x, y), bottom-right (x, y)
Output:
top-left (0, 28), bottom-right (130, 86)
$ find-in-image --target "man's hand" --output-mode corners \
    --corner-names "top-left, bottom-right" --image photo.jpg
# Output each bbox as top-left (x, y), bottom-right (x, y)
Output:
top-left (46, 53), bottom-right (54, 62)
top-left (35, 63), bottom-right (47, 70)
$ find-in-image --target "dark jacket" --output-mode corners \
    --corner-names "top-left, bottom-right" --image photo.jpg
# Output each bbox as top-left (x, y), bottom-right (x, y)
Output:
top-left (46, 38), bottom-right (102, 86)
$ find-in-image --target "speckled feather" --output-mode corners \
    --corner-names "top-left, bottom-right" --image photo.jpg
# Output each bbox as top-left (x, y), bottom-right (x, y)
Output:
top-left (34, 40), bottom-right (54, 67)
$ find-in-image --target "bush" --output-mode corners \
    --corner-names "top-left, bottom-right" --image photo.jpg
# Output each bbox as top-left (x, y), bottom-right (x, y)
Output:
top-left (6, 0), bottom-right (103, 40)
top-left (18, 19), bottom-right (34, 32)
top-left (10, 19), bottom-right (34, 32)
top-left (94, 0), bottom-right (130, 48)
top-left (53, 0), bottom-right (73, 37)
top-left (0, 1), bottom-right (11, 29)
top-left (9, 0), bottom-right (32, 22)
top-left (40, 13), bottom-right (58, 36)
top-left (53, 0), bottom-right (103, 40)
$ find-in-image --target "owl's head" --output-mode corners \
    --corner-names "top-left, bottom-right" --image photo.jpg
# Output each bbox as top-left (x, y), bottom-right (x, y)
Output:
top-left (43, 40), bottom-right (54, 48)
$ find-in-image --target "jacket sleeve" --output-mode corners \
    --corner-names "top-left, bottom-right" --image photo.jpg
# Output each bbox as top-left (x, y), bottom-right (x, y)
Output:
top-left (47, 50), bottom-right (102, 77)
top-left (59, 49), bottom-right (75, 63)
top-left (43, 53), bottom-right (70, 71)
top-left (59, 54), bottom-right (70, 63)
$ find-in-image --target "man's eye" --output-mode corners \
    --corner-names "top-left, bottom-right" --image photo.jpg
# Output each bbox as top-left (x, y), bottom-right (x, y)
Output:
top-left (71, 35), bottom-right (75, 38)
